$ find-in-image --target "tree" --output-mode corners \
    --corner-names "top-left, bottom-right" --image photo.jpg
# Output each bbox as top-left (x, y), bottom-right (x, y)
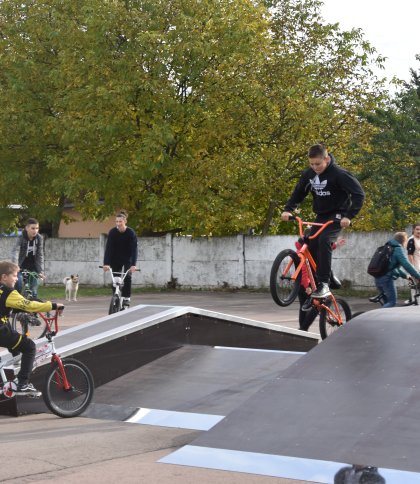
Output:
top-left (352, 56), bottom-right (420, 230)
top-left (0, 0), bottom-right (387, 236)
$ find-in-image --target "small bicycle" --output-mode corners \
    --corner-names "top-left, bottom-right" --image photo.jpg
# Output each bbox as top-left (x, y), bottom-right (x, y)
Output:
top-left (11, 269), bottom-right (48, 339)
top-left (100, 266), bottom-right (133, 315)
top-left (0, 309), bottom-right (94, 418)
top-left (270, 216), bottom-right (352, 340)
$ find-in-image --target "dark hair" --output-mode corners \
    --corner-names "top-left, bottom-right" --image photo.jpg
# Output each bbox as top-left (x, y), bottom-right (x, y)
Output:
top-left (413, 223), bottom-right (420, 232)
top-left (116, 209), bottom-right (128, 219)
top-left (26, 218), bottom-right (39, 226)
top-left (308, 144), bottom-right (327, 158)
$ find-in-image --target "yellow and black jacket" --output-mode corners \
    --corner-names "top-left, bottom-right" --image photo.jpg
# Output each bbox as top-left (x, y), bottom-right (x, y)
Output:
top-left (0, 284), bottom-right (53, 325)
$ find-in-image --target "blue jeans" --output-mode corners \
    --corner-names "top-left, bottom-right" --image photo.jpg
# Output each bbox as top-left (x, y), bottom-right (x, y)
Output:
top-left (375, 274), bottom-right (396, 308)
top-left (15, 271), bottom-right (40, 299)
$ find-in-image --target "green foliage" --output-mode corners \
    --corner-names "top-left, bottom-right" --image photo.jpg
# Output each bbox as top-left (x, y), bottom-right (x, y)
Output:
top-left (0, 0), bottom-right (388, 236)
top-left (351, 57), bottom-right (420, 230)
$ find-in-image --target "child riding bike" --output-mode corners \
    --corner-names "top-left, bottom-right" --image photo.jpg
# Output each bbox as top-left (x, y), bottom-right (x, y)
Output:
top-left (0, 260), bottom-right (64, 395)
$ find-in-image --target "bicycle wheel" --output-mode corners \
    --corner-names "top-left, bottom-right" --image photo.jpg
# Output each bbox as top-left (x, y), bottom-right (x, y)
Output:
top-left (319, 297), bottom-right (352, 340)
top-left (270, 249), bottom-right (301, 306)
top-left (43, 358), bottom-right (94, 418)
top-left (11, 313), bottom-right (48, 340)
top-left (108, 294), bottom-right (120, 314)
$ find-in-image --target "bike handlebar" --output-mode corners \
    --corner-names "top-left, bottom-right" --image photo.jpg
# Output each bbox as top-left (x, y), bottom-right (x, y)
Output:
top-left (285, 215), bottom-right (334, 239)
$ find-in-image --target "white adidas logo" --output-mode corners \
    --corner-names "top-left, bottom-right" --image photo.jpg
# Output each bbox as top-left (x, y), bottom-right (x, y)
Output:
top-left (310, 175), bottom-right (330, 196)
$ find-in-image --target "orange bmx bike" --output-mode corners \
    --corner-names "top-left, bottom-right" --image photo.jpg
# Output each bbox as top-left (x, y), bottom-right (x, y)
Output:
top-left (270, 216), bottom-right (352, 339)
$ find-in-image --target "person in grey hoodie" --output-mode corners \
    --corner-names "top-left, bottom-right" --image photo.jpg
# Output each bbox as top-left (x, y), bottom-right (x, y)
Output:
top-left (11, 218), bottom-right (45, 299)
top-left (374, 232), bottom-right (420, 308)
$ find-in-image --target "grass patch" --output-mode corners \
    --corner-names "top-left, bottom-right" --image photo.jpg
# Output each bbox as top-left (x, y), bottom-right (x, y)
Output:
top-left (38, 285), bottom-right (167, 300)
top-left (37, 284), bottom-right (412, 300)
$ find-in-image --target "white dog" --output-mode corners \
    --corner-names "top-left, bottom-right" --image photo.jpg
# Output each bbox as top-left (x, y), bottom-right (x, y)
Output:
top-left (63, 275), bottom-right (79, 301)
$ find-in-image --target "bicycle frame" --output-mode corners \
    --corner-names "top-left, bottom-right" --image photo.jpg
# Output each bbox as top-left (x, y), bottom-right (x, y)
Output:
top-left (20, 270), bottom-right (40, 299)
top-left (0, 310), bottom-right (71, 398)
top-left (283, 216), bottom-right (344, 324)
top-left (283, 216), bottom-right (333, 289)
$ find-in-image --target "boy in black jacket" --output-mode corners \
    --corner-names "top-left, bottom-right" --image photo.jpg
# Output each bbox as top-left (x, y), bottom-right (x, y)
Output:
top-left (281, 144), bottom-right (365, 298)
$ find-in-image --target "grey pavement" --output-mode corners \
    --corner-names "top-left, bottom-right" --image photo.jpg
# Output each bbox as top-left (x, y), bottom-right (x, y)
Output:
top-left (56, 289), bottom-right (376, 335)
top-left (0, 291), bottom-right (376, 483)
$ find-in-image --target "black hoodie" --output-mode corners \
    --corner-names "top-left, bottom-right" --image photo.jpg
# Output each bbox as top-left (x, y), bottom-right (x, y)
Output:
top-left (284, 154), bottom-right (365, 220)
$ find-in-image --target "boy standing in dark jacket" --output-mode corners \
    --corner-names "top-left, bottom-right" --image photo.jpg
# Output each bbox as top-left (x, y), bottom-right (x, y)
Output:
top-left (11, 218), bottom-right (44, 299)
top-left (281, 144), bottom-right (365, 299)
top-left (103, 211), bottom-right (138, 307)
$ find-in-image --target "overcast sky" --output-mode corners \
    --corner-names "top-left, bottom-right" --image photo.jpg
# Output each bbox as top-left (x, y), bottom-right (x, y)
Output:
top-left (320, 0), bottom-right (419, 84)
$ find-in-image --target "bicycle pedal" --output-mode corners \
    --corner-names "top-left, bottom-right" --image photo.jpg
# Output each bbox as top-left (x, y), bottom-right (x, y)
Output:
top-left (16, 390), bottom-right (42, 398)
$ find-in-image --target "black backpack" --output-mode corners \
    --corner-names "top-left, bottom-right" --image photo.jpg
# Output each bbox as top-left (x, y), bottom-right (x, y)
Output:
top-left (367, 243), bottom-right (394, 277)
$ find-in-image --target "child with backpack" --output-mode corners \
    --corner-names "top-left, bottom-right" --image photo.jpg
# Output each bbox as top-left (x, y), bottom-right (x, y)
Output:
top-left (371, 232), bottom-right (420, 308)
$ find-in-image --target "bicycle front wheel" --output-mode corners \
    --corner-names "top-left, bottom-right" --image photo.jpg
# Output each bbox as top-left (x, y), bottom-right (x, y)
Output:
top-left (270, 249), bottom-right (301, 306)
top-left (319, 297), bottom-right (352, 340)
top-left (11, 313), bottom-right (48, 340)
top-left (43, 358), bottom-right (94, 418)
top-left (108, 294), bottom-right (120, 314)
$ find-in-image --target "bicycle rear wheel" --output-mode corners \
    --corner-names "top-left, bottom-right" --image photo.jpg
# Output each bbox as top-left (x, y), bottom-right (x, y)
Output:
top-left (43, 358), bottom-right (94, 418)
top-left (270, 249), bottom-right (301, 306)
top-left (108, 294), bottom-right (120, 314)
top-left (11, 313), bottom-right (48, 340)
top-left (319, 297), bottom-right (352, 340)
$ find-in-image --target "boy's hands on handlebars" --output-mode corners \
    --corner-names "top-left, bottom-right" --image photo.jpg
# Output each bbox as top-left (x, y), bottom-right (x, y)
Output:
top-left (281, 211), bottom-right (293, 221)
top-left (340, 217), bottom-right (351, 228)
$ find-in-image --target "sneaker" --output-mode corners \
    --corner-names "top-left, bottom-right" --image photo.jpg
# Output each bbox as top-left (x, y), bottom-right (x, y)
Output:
top-left (311, 283), bottom-right (331, 299)
top-left (370, 293), bottom-right (385, 304)
top-left (16, 382), bottom-right (41, 396)
top-left (301, 298), bottom-right (313, 311)
top-left (29, 315), bottom-right (41, 326)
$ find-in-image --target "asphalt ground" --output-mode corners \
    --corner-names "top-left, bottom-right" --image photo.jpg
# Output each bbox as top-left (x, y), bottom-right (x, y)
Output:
top-left (0, 291), bottom-right (377, 484)
top-left (54, 289), bottom-right (376, 334)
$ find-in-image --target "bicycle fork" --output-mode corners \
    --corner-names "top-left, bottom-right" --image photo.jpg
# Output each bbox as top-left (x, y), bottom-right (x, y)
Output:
top-left (313, 297), bottom-right (343, 325)
top-left (51, 354), bottom-right (72, 391)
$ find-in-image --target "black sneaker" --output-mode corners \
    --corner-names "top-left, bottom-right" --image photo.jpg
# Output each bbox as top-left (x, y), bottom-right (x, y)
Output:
top-left (301, 298), bottom-right (313, 311)
top-left (16, 382), bottom-right (41, 396)
top-left (29, 315), bottom-right (41, 326)
top-left (311, 283), bottom-right (331, 299)
top-left (369, 294), bottom-right (384, 304)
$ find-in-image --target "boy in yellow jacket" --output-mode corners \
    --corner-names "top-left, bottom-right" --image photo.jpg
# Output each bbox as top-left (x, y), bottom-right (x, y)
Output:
top-left (0, 260), bottom-right (64, 394)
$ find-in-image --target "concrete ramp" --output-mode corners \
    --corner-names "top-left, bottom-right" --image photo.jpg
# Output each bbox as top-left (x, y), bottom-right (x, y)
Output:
top-left (161, 307), bottom-right (420, 483)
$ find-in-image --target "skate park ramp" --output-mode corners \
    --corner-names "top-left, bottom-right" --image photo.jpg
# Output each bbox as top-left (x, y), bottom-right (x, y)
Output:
top-left (0, 303), bottom-right (318, 418)
top-left (161, 306), bottom-right (420, 483)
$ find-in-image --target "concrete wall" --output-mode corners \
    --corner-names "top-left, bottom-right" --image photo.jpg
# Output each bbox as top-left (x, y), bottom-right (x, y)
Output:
top-left (0, 231), bottom-right (403, 290)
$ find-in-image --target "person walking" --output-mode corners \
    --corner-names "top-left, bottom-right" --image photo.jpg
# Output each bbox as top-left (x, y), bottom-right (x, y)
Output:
top-left (11, 218), bottom-right (44, 299)
top-left (281, 144), bottom-right (365, 299)
top-left (374, 232), bottom-right (420, 308)
top-left (102, 210), bottom-right (138, 307)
